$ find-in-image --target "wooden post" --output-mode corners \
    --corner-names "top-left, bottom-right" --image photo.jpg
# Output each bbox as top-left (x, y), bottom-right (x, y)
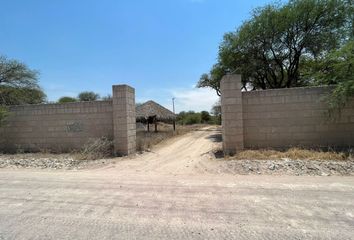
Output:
top-left (172, 98), bottom-right (176, 131)
top-left (147, 122), bottom-right (150, 132)
top-left (154, 118), bottom-right (157, 132)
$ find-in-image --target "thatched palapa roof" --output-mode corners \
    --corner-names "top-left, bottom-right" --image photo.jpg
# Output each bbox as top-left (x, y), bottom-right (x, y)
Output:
top-left (136, 100), bottom-right (176, 121)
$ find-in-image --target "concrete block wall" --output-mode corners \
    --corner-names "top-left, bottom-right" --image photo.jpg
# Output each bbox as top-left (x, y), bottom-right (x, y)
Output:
top-left (0, 85), bottom-right (136, 155)
top-left (221, 74), bottom-right (354, 153)
top-left (243, 86), bottom-right (354, 149)
top-left (220, 75), bottom-right (244, 155)
top-left (0, 126), bottom-right (4, 147)
top-left (112, 85), bottom-right (136, 156)
top-left (0, 101), bottom-right (113, 153)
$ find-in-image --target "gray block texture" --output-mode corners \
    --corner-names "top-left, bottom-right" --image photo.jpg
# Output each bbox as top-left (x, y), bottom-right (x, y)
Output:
top-left (221, 74), bottom-right (354, 154)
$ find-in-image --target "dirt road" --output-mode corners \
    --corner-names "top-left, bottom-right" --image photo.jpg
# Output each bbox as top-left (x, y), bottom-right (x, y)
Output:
top-left (102, 127), bottom-right (222, 175)
top-left (1, 127), bottom-right (354, 239)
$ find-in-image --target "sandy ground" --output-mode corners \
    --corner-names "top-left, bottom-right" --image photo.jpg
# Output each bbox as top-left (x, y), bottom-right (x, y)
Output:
top-left (98, 127), bottom-right (223, 175)
top-left (1, 127), bottom-right (354, 239)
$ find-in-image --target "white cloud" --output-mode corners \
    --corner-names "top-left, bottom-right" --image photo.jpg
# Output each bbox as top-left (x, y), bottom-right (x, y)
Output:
top-left (170, 87), bottom-right (219, 113)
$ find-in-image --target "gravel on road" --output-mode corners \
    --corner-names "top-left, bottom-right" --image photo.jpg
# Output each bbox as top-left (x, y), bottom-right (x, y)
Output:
top-left (1, 127), bottom-right (354, 239)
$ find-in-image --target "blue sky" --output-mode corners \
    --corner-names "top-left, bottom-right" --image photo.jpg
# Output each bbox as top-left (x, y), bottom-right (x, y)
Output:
top-left (1, 0), bottom-right (270, 112)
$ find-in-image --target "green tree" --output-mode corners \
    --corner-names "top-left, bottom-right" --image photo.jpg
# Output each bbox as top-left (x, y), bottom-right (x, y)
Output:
top-left (78, 91), bottom-right (100, 101)
top-left (177, 111), bottom-right (202, 125)
top-left (0, 86), bottom-right (46, 106)
top-left (58, 96), bottom-right (77, 103)
top-left (200, 111), bottom-right (211, 123)
top-left (198, 0), bottom-right (352, 92)
top-left (306, 40), bottom-right (354, 115)
top-left (0, 55), bottom-right (46, 123)
top-left (0, 56), bottom-right (46, 105)
top-left (198, 64), bottom-right (225, 96)
top-left (184, 113), bottom-right (201, 125)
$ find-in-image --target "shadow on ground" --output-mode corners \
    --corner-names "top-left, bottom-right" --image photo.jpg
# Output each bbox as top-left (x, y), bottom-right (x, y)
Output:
top-left (203, 129), bottom-right (224, 159)
top-left (206, 132), bottom-right (222, 143)
top-left (213, 150), bottom-right (224, 159)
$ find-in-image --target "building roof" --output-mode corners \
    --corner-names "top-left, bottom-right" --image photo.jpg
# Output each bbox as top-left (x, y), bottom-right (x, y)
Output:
top-left (136, 100), bottom-right (176, 120)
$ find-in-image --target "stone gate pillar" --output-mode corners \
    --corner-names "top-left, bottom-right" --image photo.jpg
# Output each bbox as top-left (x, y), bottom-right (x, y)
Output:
top-left (112, 85), bottom-right (136, 156)
top-left (221, 74), bottom-right (244, 155)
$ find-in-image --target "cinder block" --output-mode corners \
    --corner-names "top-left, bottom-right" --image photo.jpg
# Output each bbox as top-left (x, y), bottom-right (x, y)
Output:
top-left (221, 74), bottom-right (244, 154)
top-left (112, 84), bottom-right (136, 156)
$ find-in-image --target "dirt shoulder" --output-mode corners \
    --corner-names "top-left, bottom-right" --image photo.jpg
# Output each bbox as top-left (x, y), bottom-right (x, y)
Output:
top-left (0, 153), bottom-right (123, 170)
top-left (1, 170), bottom-right (353, 240)
top-left (208, 158), bottom-right (354, 176)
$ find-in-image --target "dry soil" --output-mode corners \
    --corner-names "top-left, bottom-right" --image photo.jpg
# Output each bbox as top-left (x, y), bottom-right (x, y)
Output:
top-left (0, 127), bottom-right (354, 239)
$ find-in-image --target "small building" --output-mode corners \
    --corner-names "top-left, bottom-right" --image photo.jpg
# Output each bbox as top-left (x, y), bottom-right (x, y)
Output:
top-left (136, 100), bottom-right (176, 132)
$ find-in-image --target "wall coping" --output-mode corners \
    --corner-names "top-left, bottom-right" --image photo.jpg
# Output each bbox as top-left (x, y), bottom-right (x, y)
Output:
top-left (242, 85), bottom-right (335, 94)
top-left (7, 100), bottom-right (113, 109)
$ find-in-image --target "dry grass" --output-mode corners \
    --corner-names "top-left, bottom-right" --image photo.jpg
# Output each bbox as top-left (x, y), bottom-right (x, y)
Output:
top-left (136, 123), bottom-right (204, 152)
top-left (75, 137), bottom-right (114, 160)
top-left (232, 148), bottom-right (353, 161)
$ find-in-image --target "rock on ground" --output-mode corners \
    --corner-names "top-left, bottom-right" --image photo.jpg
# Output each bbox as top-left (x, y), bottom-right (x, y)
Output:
top-left (219, 158), bottom-right (354, 176)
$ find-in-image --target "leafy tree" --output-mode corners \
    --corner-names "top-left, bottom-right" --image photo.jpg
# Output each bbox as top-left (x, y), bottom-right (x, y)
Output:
top-left (177, 110), bottom-right (221, 125)
top-left (177, 111), bottom-right (202, 125)
top-left (0, 55), bottom-right (39, 89)
top-left (198, 0), bottom-right (352, 92)
top-left (200, 111), bottom-right (211, 123)
top-left (0, 86), bottom-right (46, 105)
top-left (78, 91), bottom-right (100, 101)
top-left (0, 55), bottom-right (46, 123)
top-left (58, 96), bottom-right (77, 103)
top-left (306, 40), bottom-right (354, 115)
top-left (184, 113), bottom-right (201, 125)
top-left (198, 64), bottom-right (225, 96)
top-left (0, 55), bottom-right (46, 105)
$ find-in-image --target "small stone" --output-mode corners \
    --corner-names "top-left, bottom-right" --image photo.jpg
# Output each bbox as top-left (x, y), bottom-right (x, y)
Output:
top-left (268, 164), bottom-right (275, 170)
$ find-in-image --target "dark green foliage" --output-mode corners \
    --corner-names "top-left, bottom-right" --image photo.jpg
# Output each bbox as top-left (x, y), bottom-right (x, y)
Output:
top-left (177, 111), bottom-right (201, 125)
top-left (198, 65), bottom-right (225, 96)
top-left (0, 55), bottom-right (46, 123)
top-left (198, 0), bottom-right (352, 92)
top-left (0, 86), bottom-right (46, 105)
top-left (201, 111), bottom-right (211, 123)
top-left (0, 55), bottom-right (46, 106)
top-left (58, 96), bottom-right (78, 103)
top-left (177, 110), bottom-right (220, 125)
top-left (306, 40), bottom-right (354, 116)
top-left (78, 91), bottom-right (100, 101)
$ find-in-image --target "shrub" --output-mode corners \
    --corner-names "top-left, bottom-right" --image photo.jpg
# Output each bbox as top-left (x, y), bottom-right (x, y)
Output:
top-left (76, 137), bottom-right (113, 160)
top-left (58, 96), bottom-right (77, 103)
top-left (78, 91), bottom-right (100, 101)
